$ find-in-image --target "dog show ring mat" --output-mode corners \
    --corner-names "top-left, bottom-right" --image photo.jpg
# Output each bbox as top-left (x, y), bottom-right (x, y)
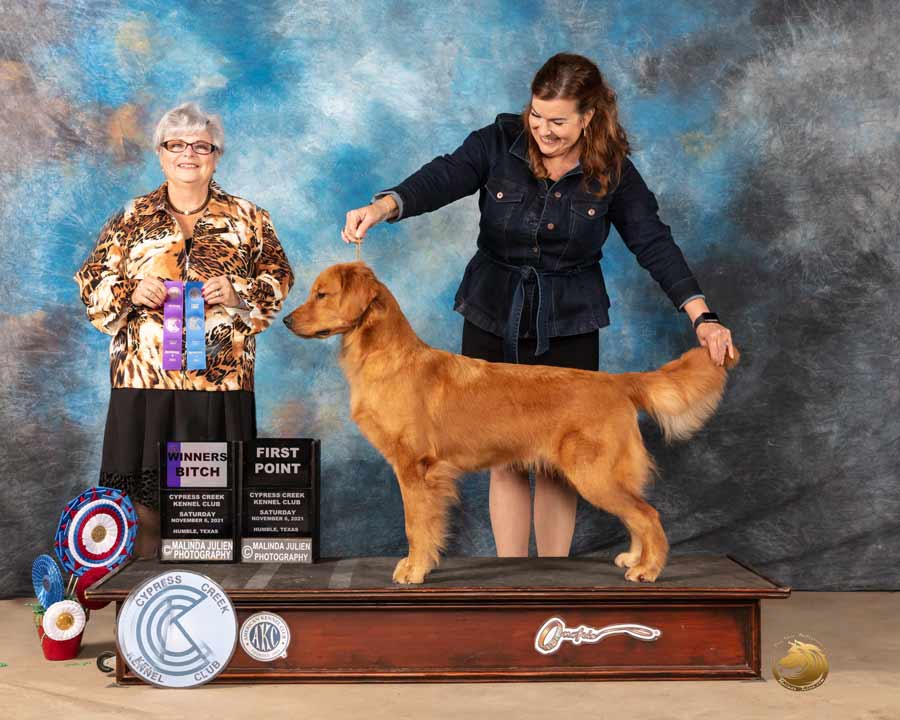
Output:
top-left (87, 553), bottom-right (790, 684)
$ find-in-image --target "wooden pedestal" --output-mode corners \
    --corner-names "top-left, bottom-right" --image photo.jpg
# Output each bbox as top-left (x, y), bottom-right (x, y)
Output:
top-left (87, 554), bottom-right (789, 684)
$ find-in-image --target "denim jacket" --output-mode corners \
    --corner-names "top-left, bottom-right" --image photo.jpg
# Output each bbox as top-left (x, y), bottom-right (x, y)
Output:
top-left (378, 113), bottom-right (704, 361)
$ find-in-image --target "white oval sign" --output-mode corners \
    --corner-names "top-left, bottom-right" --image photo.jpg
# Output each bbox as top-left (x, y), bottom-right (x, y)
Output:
top-left (116, 570), bottom-right (237, 688)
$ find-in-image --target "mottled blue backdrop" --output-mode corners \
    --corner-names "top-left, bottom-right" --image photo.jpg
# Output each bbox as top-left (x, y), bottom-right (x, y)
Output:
top-left (2, 0), bottom-right (898, 595)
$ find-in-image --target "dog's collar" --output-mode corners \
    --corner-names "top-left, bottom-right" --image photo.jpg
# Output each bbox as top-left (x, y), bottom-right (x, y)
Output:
top-left (329, 298), bottom-right (377, 339)
top-left (350, 295), bottom-right (378, 331)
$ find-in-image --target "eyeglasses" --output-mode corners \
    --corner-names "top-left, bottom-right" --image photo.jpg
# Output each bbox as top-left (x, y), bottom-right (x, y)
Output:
top-left (160, 139), bottom-right (218, 155)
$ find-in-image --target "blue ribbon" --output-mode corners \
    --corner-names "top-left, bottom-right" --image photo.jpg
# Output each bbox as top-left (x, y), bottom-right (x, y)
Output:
top-left (185, 281), bottom-right (206, 370)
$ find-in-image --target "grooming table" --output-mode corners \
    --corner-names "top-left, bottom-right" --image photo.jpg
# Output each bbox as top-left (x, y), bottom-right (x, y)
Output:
top-left (87, 554), bottom-right (790, 684)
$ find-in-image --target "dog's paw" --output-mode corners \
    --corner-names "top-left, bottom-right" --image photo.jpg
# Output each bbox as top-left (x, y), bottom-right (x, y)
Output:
top-left (624, 564), bottom-right (662, 583)
top-left (614, 551), bottom-right (641, 569)
top-left (392, 556), bottom-right (427, 585)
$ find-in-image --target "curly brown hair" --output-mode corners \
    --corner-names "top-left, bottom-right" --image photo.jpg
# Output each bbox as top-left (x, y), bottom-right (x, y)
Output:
top-left (522, 53), bottom-right (631, 197)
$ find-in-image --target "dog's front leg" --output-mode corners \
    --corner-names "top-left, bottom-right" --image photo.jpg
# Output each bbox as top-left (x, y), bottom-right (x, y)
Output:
top-left (391, 458), bottom-right (458, 585)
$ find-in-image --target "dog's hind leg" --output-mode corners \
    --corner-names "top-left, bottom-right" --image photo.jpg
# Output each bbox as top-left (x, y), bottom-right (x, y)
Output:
top-left (391, 455), bottom-right (461, 585)
top-left (555, 430), bottom-right (669, 583)
top-left (608, 437), bottom-right (651, 569)
top-left (613, 522), bottom-right (643, 571)
top-left (613, 437), bottom-right (669, 583)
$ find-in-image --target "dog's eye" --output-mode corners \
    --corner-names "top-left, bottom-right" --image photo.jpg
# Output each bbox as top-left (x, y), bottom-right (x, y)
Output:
top-left (316, 291), bottom-right (327, 300)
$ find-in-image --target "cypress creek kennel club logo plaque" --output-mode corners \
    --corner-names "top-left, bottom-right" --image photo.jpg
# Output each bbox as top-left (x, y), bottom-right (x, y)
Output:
top-left (116, 570), bottom-right (237, 688)
top-left (240, 439), bottom-right (321, 563)
top-left (159, 441), bottom-right (239, 562)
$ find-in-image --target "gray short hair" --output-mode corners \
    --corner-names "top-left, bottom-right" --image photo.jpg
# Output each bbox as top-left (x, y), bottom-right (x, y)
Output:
top-left (153, 102), bottom-right (225, 155)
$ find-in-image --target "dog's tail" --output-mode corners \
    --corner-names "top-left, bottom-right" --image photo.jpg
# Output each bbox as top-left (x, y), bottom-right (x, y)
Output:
top-left (621, 346), bottom-right (740, 443)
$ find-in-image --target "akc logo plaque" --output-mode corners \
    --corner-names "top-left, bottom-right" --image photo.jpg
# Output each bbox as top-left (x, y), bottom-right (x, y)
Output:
top-left (240, 612), bottom-right (291, 662)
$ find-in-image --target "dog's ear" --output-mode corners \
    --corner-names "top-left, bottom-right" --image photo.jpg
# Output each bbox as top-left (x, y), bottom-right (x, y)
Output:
top-left (339, 262), bottom-right (379, 318)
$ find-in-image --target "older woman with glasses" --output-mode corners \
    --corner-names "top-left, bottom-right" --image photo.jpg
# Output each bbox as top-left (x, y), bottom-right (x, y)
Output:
top-left (75, 102), bottom-right (294, 557)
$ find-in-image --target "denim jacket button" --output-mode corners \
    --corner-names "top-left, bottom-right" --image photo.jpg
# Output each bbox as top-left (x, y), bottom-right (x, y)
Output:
top-left (547, 222), bottom-right (555, 230)
top-left (588, 208), bottom-right (596, 216)
top-left (554, 191), bottom-right (562, 198)
top-left (496, 191), bottom-right (504, 199)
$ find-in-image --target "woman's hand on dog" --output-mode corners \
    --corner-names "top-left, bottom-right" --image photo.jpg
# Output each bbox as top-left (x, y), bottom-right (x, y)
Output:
top-left (342, 195), bottom-right (399, 244)
top-left (696, 322), bottom-right (735, 366)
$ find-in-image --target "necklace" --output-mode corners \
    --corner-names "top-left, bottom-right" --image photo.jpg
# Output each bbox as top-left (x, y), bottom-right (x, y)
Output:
top-left (166, 187), bottom-right (211, 216)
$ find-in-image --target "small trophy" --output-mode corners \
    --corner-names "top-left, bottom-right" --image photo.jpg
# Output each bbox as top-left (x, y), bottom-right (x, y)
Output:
top-left (239, 439), bottom-right (320, 563)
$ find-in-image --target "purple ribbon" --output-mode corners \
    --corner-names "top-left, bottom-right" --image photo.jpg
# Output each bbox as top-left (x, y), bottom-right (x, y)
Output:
top-left (162, 281), bottom-right (184, 371)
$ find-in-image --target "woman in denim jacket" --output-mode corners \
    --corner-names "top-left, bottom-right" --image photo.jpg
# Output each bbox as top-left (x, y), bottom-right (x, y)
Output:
top-left (342, 53), bottom-right (734, 559)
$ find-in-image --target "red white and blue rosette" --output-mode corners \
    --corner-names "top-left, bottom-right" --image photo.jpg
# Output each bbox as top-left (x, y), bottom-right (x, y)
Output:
top-left (54, 486), bottom-right (137, 576)
top-left (32, 554), bottom-right (65, 608)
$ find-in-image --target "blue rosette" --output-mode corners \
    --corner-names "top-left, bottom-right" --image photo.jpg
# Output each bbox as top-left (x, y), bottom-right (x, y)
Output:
top-left (32, 554), bottom-right (64, 609)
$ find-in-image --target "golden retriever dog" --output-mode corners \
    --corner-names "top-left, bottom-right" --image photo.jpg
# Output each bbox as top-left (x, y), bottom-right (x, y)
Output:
top-left (284, 262), bottom-right (739, 585)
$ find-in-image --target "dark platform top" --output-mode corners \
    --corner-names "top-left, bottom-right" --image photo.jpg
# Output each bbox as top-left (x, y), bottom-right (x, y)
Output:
top-left (87, 554), bottom-right (790, 603)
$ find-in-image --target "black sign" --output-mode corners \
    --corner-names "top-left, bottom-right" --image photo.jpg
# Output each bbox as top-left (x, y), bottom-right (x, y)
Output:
top-left (243, 488), bottom-right (310, 534)
top-left (240, 439), bottom-right (320, 563)
top-left (158, 441), bottom-right (239, 562)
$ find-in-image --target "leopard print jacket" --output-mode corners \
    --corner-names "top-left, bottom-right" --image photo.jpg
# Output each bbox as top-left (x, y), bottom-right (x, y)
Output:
top-left (75, 181), bottom-right (294, 391)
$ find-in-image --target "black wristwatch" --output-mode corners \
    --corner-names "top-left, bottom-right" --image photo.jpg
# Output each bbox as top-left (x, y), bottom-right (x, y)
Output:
top-left (692, 312), bottom-right (720, 330)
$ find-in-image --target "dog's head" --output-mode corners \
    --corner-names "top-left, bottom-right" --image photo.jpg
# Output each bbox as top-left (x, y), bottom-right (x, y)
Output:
top-left (283, 261), bottom-right (380, 339)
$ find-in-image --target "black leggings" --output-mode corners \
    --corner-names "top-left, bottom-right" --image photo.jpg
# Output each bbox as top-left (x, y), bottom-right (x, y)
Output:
top-left (460, 319), bottom-right (599, 370)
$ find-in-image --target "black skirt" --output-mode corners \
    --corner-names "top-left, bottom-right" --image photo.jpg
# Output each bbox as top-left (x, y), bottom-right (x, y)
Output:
top-left (460, 319), bottom-right (599, 370)
top-left (99, 388), bottom-right (256, 510)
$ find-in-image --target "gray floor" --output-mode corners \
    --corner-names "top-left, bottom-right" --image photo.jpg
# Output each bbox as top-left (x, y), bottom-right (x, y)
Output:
top-left (2, 592), bottom-right (897, 719)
